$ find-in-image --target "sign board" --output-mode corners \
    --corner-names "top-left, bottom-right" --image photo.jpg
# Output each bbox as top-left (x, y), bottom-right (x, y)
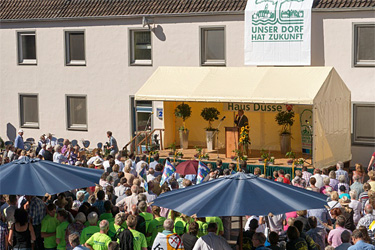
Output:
top-left (223, 103), bottom-right (287, 112)
top-left (244, 0), bottom-right (314, 65)
top-left (156, 108), bottom-right (163, 120)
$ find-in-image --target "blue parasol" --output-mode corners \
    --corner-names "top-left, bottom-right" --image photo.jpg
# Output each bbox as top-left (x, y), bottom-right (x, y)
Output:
top-left (153, 172), bottom-right (328, 217)
top-left (0, 157), bottom-right (102, 196)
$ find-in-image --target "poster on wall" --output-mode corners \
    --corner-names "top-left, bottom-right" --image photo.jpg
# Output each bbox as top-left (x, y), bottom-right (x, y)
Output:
top-left (244, 0), bottom-right (314, 65)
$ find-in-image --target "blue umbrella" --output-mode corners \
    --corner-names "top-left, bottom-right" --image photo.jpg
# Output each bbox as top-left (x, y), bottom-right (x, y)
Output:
top-left (153, 172), bottom-right (328, 217)
top-left (0, 157), bottom-right (103, 196)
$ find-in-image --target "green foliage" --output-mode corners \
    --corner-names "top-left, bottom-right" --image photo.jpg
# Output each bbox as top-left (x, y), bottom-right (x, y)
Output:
top-left (200, 107), bottom-right (220, 130)
top-left (260, 148), bottom-right (270, 161)
top-left (169, 142), bottom-right (176, 153)
top-left (275, 110), bottom-right (295, 135)
top-left (285, 151), bottom-right (296, 159)
top-left (174, 103), bottom-right (192, 122)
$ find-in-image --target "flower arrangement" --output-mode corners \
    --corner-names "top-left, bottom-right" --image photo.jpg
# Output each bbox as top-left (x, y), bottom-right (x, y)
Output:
top-left (269, 156), bottom-right (275, 164)
top-left (285, 151), bottom-right (296, 165)
top-left (194, 146), bottom-right (209, 159)
top-left (296, 158), bottom-right (305, 166)
top-left (176, 150), bottom-right (184, 159)
top-left (233, 149), bottom-right (248, 161)
top-left (239, 125), bottom-right (251, 146)
top-left (168, 142), bottom-right (176, 156)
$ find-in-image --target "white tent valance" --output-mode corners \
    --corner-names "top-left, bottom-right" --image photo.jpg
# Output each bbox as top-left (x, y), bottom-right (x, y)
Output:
top-left (135, 66), bottom-right (352, 168)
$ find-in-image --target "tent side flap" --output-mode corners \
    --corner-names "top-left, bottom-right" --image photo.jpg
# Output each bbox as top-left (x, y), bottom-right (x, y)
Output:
top-left (313, 68), bottom-right (352, 168)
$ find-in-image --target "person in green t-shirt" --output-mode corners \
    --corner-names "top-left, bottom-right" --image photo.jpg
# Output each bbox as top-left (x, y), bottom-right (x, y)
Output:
top-left (196, 218), bottom-right (208, 238)
top-left (206, 216), bottom-right (224, 235)
top-left (99, 201), bottom-right (114, 223)
top-left (41, 203), bottom-right (60, 249)
top-left (80, 211), bottom-right (100, 245)
top-left (138, 201), bottom-right (153, 246)
top-left (56, 209), bottom-right (72, 250)
top-left (85, 219), bottom-right (112, 250)
top-left (127, 215), bottom-right (147, 250)
top-left (110, 212), bottom-right (127, 243)
top-left (147, 206), bottom-right (166, 246)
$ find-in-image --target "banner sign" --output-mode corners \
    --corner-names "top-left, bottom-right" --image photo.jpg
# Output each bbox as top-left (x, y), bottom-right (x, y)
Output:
top-left (299, 108), bottom-right (312, 154)
top-left (223, 103), bottom-right (287, 112)
top-left (244, 0), bottom-right (314, 65)
top-left (152, 233), bottom-right (184, 250)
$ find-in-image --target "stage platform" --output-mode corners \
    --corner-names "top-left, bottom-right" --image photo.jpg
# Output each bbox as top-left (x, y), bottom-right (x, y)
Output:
top-left (154, 148), bottom-right (314, 176)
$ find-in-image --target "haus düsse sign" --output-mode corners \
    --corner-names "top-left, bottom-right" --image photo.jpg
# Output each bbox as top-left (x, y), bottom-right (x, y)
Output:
top-left (245, 0), bottom-right (314, 65)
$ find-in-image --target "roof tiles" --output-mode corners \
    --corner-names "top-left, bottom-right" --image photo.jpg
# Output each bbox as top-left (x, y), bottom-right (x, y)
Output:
top-left (0, 0), bottom-right (374, 20)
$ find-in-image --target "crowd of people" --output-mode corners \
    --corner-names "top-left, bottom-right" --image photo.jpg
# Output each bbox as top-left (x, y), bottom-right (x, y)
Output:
top-left (1, 130), bottom-right (375, 250)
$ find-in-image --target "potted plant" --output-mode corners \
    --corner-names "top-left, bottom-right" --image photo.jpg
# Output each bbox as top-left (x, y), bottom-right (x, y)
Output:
top-left (200, 107), bottom-right (220, 151)
top-left (275, 110), bottom-right (295, 154)
top-left (296, 158), bottom-right (305, 166)
top-left (194, 146), bottom-right (202, 159)
top-left (176, 150), bottom-right (184, 159)
top-left (239, 125), bottom-right (251, 156)
top-left (285, 151), bottom-right (296, 165)
top-left (175, 103), bottom-right (192, 149)
top-left (168, 142), bottom-right (176, 158)
top-left (259, 149), bottom-right (270, 164)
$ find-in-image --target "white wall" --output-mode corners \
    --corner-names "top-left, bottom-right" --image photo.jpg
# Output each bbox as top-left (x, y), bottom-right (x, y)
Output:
top-left (0, 15), bottom-right (244, 148)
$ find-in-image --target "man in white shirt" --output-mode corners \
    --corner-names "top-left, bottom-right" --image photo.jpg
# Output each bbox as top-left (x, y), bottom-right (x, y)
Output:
top-left (45, 133), bottom-right (57, 147)
top-left (116, 185), bottom-right (139, 212)
top-left (149, 154), bottom-right (159, 170)
top-left (38, 144), bottom-right (46, 157)
top-left (193, 222), bottom-right (231, 250)
top-left (53, 145), bottom-right (68, 164)
top-left (136, 155), bottom-right (148, 173)
top-left (102, 155), bottom-right (112, 171)
top-left (115, 153), bottom-right (124, 172)
top-left (310, 168), bottom-right (324, 189)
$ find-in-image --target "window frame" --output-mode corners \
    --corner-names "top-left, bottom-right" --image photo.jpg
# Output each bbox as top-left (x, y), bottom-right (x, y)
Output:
top-left (66, 95), bottom-right (88, 131)
top-left (352, 103), bottom-right (375, 145)
top-left (19, 93), bottom-right (39, 129)
top-left (65, 30), bottom-right (86, 66)
top-left (200, 26), bottom-right (226, 66)
top-left (353, 23), bottom-right (375, 67)
top-left (129, 29), bottom-right (153, 66)
top-left (17, 31), bottom-right (37, 65)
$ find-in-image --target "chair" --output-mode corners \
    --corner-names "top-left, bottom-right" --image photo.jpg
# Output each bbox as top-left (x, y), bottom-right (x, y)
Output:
top-left (97, 142), bottom-right (103, 150)
top-left (4, 141), bottom-right (13, 146)
top-left (57, 138), bottom-right (64, 146)
top-left (71, 140), bottom-right (78, 147)
top-left (24, 142), bottom-right (32, 151)
top-left (82, 140), bottom-right (90, 149)
top-left (26, 138), bottom-right (35, 145)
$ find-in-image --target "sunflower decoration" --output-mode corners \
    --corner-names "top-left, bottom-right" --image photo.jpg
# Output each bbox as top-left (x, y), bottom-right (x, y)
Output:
top-left (239, 125), bottom-right (251, 146)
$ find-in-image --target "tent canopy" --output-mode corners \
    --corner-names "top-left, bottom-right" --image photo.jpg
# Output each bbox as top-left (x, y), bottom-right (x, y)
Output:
top-left (136, 66), bottom-right (333, 104)
top-left (135, 66), bottom-right (351, 168)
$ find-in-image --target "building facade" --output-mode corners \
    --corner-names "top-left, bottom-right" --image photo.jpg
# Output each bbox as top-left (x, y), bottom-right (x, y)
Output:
top-left (0, 0), bottom-right (374, 166)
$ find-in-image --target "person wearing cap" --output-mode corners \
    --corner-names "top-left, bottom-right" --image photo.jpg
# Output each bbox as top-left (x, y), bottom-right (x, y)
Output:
top-left (14, 129), bottom-right (24, 150)
top-left (93, 158), bottom-right (103, 169)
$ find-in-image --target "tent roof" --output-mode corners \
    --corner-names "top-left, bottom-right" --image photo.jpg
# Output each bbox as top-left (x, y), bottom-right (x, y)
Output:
top-left (135, 66), bottom-right (335, 105)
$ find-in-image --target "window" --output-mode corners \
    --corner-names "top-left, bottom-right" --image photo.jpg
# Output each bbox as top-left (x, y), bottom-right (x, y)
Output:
top-left (201, 27), bottom-right (225, 66)
top-left (65, 31), bottom-right (85, 65)
top-left (18, 32), bottom-right (36, 64)
top-left (354, 24), bottom-right (375, 67)
top-left (130, 30), bottom-right (152, 65)
top-left (19, 94), bottom-right (39, 128)
top-left (353, 103), bottom-right (375, 145)
top-left (67, 96), bottom-right (87, 130)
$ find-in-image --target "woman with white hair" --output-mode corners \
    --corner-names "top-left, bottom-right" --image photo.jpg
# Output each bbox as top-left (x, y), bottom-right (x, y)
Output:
top-left (53, 145), bottom-right (69, 164)
top-left (349, 190), bottom-right (362, 225)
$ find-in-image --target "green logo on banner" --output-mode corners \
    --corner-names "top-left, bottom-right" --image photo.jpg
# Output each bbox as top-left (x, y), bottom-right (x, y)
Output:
top-left (252, 0), bottom-right (305, 26)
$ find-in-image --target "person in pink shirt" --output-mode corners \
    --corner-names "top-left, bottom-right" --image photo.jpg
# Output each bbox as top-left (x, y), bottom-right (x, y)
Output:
top-left (328, 215), bottom-right (352, 248)
top-left (283, 211), bottom-right (297, 231)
